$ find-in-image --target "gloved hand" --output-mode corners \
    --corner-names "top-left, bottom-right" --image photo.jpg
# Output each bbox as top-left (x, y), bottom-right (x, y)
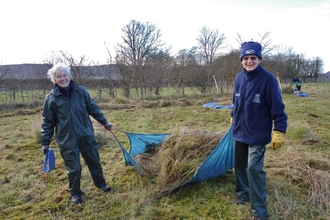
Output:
top-left (42, 145), bottom-right (49, 155)
top-left (270, 131), bottom-right (285, 150)
top-left (104, 122), bottom-right (113, 131)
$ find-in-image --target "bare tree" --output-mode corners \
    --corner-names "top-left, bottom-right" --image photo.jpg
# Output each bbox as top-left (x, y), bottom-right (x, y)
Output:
top-left (145, 49), bottom-right (173, 96)
top-left (213, 51), bottom-right (241, 93)
top-left (0, 66), bottom-right (12, 104)
top-left (258, 32), bottom-right (279, 57)
top-left (0, 66), bottom-right (11, 87)
top-left (304, 57), bottom-right (323, 82)
top-left (236, 31), bottom-right (278, 57)
top-left (115, 54), bottom-right (133, 99)
top-left (43, 51), bottom-right (119, 102)
top-left (102, 41), bottom-right (118, 99)
top-left (115, 20), bottom-right (164, 98)
top-left (262, 47), bottom-right (302, 79)
top-left (197, 26), bottom-right (226, 66)
top-left (44, 51), bottom-right (98, 85)
top-left (196, 26), bottom-right (226, 93)
top-left (172, 47), bottom-right (199, 95)
top-left (313, 57), bottom-right (323, 81)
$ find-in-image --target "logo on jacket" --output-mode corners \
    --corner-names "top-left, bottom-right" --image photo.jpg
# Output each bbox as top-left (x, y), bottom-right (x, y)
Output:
top-left (245, 49), bottom-right (256, 54)
top-left (252, 93), bottom-right (261, 103)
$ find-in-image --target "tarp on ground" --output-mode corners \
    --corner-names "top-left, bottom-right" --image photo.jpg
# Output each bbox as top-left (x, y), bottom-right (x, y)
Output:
top-left (296, 93), bottom-right (308, 97)
top-left (117, 126), bottom-right (234, 185)
top-left (293, 90), bottom-right (308, 97)
top-left (202, 102), bottom-right (234, 109)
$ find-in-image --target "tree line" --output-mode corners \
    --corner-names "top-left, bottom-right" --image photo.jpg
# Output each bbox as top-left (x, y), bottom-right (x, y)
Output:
top-left (0, 20), bottom-right (325, 103)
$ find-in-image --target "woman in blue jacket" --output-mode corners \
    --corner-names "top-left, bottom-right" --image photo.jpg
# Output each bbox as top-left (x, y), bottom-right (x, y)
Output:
top-left (231, 42), bottom-right (288, 220)
top-left (41, 64), bottom-right (114, 204)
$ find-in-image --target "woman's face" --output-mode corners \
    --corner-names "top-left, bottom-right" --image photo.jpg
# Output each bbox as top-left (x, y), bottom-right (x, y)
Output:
top-left (241, 55), bottom-right (261, 71)
top-left (55, 70), bottom-right (71, 88)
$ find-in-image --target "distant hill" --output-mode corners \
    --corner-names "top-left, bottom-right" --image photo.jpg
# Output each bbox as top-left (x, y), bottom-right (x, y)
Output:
top-left (322, 71), bottom-right (330, 77)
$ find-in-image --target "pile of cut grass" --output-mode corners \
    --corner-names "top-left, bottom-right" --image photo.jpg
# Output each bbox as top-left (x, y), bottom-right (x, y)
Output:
top-left (134, 131), bottom-right (224, 197)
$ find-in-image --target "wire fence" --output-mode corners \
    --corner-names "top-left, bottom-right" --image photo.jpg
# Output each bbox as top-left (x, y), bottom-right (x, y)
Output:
top-left (0, 77), bottom-right (329, 107)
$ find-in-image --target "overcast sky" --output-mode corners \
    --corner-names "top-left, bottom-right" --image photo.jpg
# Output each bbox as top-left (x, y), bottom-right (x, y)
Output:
top-left (1, 0), bottom-right (329, 72)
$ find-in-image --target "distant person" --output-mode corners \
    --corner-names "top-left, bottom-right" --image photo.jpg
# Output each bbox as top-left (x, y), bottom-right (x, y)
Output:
top-left (295, 80), bottom-right (301, 92)
top-left (292, 77), bottom-right (301, 93)
top-left (41, 64), bottom-right (114, 204)
top-left (231, 41), bottom-right (288, 220)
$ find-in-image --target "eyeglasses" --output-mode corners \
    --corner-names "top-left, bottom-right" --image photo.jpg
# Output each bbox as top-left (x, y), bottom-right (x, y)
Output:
top-left (242, 56), bottom-right (258, 61)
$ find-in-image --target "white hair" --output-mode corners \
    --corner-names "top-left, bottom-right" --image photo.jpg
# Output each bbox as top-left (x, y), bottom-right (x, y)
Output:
top-left (47, 64), bottom-right (72, 84)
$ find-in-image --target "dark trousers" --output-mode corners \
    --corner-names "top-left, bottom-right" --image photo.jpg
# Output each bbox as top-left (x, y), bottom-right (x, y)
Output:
top-left (234, 141), bottom-right (268, 218)
top-left (61, 147), bottom-right (106, 196)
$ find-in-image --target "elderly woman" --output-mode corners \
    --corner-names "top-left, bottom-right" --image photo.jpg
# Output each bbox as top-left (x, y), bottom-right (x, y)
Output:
top-left (231, 42), bottom-right (287, 220)
top-left (41, 64), bottom-right (113, 204)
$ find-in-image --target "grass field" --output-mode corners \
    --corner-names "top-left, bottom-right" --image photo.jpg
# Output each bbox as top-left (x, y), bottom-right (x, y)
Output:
top-left (0, 83), bottom-right (329, 219)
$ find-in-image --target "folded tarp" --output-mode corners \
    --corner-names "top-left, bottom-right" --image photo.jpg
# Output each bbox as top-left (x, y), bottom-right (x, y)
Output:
top-left (203, 102), bottom-right (234, 109)
top-left (293, 91), bottom-right (308, 97)
top-left (296, 93), bottom-right (308, 97)
top-left (186, 126), bottom-right (234, 184)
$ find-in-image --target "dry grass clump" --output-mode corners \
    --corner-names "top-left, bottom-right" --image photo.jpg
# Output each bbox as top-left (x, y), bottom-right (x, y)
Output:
top-left (307, 167), bottom-right (330, 211)
top-left (282, 82), bottom-right (295, 93)
top-left (137, 99), bottom-right (193, 108)
top-left (134, 152), bottom-right (160, 178)
top-left (175, 98), bottom-right (192, 106)
top-left (0, 108), bottom-right (42, 118)
top-left (134, 131), bottom-right (224, 197)
top-left (138, 100), bottom-right (171, 108)
top-left (308, 157), bottom-right (330, 171)
top-left (98, 103), bottom-right (136, 110)
top-left (267, 148), bottom-right (330, 212)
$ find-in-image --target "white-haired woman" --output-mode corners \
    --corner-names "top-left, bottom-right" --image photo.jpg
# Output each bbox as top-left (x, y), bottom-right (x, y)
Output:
top-left (41, 64), bottom-right (113, 204)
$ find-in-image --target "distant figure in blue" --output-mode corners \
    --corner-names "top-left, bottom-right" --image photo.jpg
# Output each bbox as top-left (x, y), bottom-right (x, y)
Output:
top-left (231, 41), bottom-right (288, 220)
top-left (292, 77), bottom-right (301, 93)
top-left (295, 80), bottom-right (301, 92)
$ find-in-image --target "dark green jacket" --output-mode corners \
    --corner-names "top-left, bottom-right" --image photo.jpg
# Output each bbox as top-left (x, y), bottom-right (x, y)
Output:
top-left (41, 81), bottom-right (108, 153)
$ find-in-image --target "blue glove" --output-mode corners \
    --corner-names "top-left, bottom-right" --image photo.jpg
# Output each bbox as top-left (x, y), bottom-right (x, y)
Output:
top-left (42, 145), bottom-right (49, 155)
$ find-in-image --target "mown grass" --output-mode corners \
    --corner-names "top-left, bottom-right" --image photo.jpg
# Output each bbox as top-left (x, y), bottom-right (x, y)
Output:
top-left (0, 83), bottom-right (329, 219)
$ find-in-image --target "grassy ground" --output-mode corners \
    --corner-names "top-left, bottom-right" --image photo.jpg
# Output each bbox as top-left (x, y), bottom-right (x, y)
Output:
top-left (0, 83), bottom-right (329, 220)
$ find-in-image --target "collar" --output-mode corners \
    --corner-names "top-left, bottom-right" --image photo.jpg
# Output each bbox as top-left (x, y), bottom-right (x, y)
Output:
top-left (244, 65), bottom-right (262, 81)
top-left (53, 81), bottom-right (75, 97)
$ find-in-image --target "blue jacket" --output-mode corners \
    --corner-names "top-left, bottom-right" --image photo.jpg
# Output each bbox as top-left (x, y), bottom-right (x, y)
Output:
top-left (231, 65), bottom-right (287, 146)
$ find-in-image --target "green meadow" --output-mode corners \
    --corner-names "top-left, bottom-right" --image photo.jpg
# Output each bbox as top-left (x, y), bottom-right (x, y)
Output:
top-left (0, 83), bottom-right (329, 220)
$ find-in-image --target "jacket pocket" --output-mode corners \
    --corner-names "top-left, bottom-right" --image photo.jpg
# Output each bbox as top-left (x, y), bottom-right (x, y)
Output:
top-left (77, 135), bottom-right (98, 152)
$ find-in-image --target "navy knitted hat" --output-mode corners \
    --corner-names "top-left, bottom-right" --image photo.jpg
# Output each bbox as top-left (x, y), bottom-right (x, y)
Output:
top-left (240, 41), bottom-right (262, 61)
